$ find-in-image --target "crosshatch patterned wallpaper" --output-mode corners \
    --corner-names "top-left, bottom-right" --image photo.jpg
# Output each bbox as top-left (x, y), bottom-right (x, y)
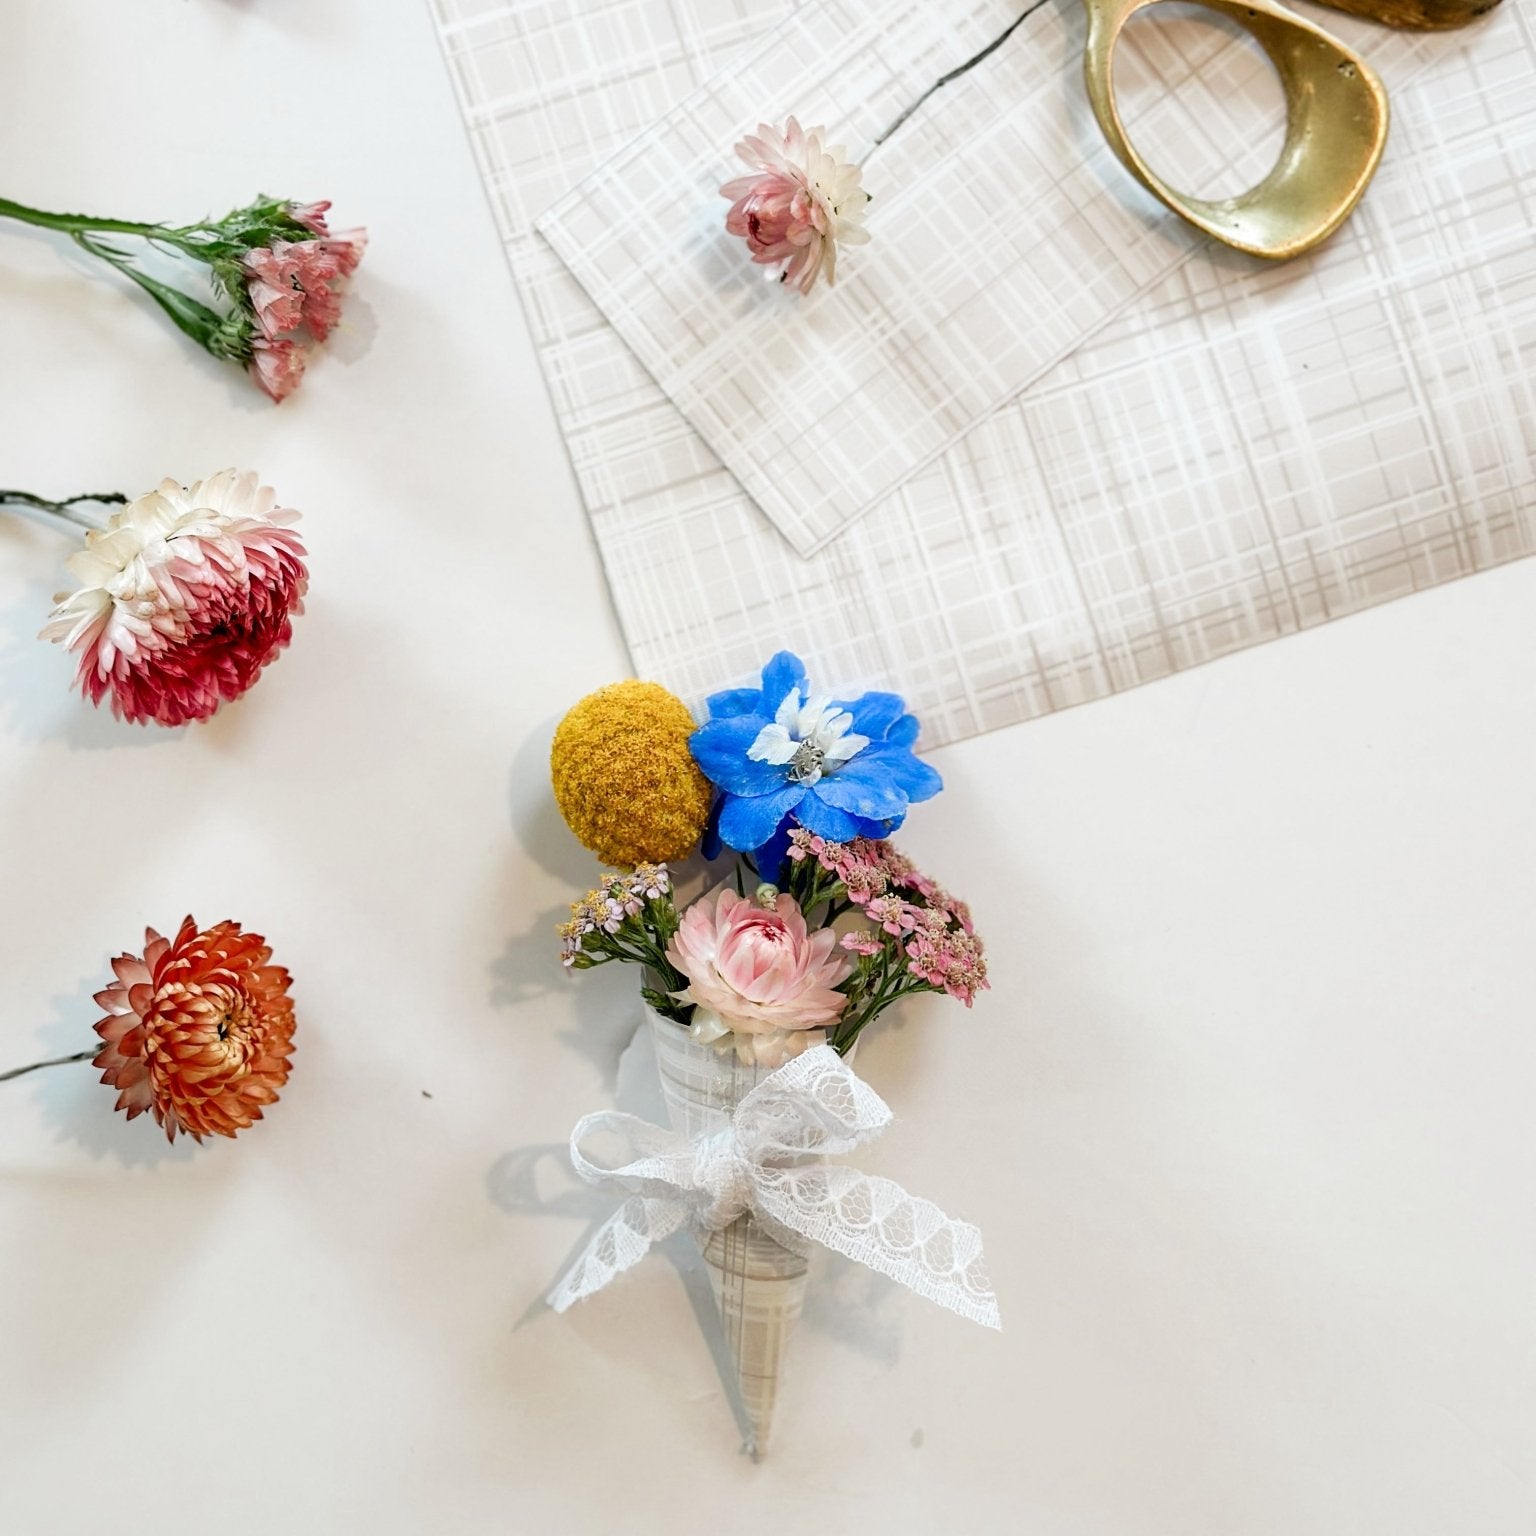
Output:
top-left (430, 0), bottom-right (1536, 746)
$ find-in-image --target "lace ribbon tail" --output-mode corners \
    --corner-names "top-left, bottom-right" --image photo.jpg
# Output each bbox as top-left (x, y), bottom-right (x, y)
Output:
top-left (760, 1174), bottom-right (1002, 1330)
top-left (547, 1194), bottom-right (686, 1313)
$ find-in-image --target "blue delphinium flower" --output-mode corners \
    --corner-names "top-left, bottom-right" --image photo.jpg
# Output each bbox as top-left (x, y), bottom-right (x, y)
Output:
top-left (690, 651), bottom-right (942, 866)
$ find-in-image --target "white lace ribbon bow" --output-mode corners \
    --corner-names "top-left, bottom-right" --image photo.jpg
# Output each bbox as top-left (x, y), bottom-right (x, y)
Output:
top-left (547, 1045), bottom-right (1000, 1329)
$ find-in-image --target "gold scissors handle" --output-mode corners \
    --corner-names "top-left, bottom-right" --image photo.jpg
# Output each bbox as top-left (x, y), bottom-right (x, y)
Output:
top-left (1081, 0), bottom-right (1499, 261)
top-left (1312, 0), bottom-right (1499, 26)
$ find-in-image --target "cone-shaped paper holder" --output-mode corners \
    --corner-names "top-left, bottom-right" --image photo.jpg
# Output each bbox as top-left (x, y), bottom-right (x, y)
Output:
top-left (647, 1010), bottom-right (808, 1457)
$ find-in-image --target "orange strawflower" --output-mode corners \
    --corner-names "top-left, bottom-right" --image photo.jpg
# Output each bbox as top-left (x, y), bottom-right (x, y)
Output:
top-left (93, 917), bottom-right (296, 1143)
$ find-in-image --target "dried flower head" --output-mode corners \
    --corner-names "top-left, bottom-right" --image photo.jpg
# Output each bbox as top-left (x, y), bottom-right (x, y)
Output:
top-left (93, 918), bottom-right (296, 1142)
top-left (559, 865), bottom-right (674, 968)
top-left (551, 680), bottom-right (713, 866)
top-left (39, 470), bottom-right (307, 726)
top-left (722, 118), bottom-right (870, 295)
top-left (239, 204), bottom-right (366, 399)
top-left (667, 887), bottom-right (851, 1066)
top-left (903, 908), bottom-right (988, 1006)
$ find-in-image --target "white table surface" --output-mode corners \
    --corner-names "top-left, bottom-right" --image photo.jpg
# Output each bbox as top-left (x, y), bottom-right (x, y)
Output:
top-left (2, 2), bottom-right (1534, 1532)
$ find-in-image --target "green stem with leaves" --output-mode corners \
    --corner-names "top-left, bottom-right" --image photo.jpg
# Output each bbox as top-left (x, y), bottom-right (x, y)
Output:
top-left (0, 196), bottom-right (182, 243)
top-left (0, 196), bottom-right (249, 359)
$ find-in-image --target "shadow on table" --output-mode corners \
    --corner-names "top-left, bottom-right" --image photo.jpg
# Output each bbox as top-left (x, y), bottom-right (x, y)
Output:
top-left (5, 974), bottom-right (195, 1167)
top-left (486, 1020), bottom-right (907, 1449)
top-left (491, 717), bottom-right (665, 1086)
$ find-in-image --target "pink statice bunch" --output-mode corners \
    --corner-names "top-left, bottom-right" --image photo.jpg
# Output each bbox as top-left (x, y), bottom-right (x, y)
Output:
top-left (40, 470), bottom-right (307, 727)
top-left (666, 886), bottom-right (852, 1066)
top-left (241, 202), bottom-right (368, 401)
top-left (721, 117), bottom-right (870, 295)
top-left (0, 193), bottom-right (365, 403)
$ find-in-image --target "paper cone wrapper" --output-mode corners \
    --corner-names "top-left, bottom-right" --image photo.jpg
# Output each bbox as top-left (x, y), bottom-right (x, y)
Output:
top-left (647, 1010), bottom-right (808, 1456)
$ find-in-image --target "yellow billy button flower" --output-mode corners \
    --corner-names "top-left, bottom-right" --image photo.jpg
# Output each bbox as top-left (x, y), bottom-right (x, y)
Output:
top-left (551, 680), bottom-right (713, 866)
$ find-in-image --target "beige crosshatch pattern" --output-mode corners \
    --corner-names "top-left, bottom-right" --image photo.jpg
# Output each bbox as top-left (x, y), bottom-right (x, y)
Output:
top-left (535, 0), bottom-right (1436, 556)
top-left (430, 0), bottom-right (1536, 748)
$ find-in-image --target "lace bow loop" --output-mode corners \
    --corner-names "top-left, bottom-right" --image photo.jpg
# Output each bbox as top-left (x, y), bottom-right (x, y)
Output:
top-left (548, 1045), bottom-right (1000, 1330)
top-left (730, 1044), bottom-right (893, 1163)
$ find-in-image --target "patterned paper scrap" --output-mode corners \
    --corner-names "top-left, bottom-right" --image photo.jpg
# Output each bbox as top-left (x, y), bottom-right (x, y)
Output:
top-left (536, 0), bottom-right (1439, 556)
top-left (429, 0), bottom-right (1534, 747)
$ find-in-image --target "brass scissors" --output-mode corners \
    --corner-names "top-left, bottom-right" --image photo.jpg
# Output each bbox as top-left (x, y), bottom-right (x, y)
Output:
top-left (1081, 0), bottom-right (1502, 259)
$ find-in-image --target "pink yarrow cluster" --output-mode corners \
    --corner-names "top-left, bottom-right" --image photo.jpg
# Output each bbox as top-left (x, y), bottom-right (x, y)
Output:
top-left (788, 829), bottom-right (988, 1006)
top-left (243, 202), bottom-right (366, 402)
top-left (559, 865), bottom-right (673, 967)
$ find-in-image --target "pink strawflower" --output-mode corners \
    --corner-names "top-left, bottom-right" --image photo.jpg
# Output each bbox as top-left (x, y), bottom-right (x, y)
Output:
top-left (40, 470), bottom-right (307, 727)
top-left (721, 117), bottom-right (870, 295)
top-left (667, 887), bottom-right (851, 1066)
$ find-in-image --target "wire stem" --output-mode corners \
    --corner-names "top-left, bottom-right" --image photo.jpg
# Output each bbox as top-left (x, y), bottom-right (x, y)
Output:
top-left (0, 1046), bottom-right (97, 1083)
top-left (0, 490), bottom-right (126, 530)
top-left (870, 0), bottom-right (1052, 148)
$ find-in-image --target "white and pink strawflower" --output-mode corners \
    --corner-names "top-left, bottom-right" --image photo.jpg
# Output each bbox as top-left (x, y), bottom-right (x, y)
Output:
top-left (721, 117), bottom-right (870, 295)
top-left (666, 887), bottom-right (852, 1066)
top-left (39, 470), bottom-right (307, 727)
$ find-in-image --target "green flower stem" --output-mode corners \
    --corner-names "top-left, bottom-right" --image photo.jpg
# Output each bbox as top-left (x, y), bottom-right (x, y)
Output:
top-left (834, 953), bottom-right (923, 1052)
top-left (0, 195), bottom-right (179, 242)
top-left (0, 199), bottom-right (236, 356)
top-left (0, 1046), bottom-right (96, 1083)
top-left (0, 489), bottom-right (125, 531)
top-left (72, 231), bottom-right (227, 350)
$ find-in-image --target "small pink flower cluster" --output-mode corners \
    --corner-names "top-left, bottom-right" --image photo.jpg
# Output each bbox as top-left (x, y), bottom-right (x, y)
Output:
top-left (243, 202), bottom-right (367, 402)
top-left (789, 830), bottom-right (976, 931)
top-left (788, 828), bottom-right (988, 1006)
top-left (902, 907), bottom-right (988, 1007)
top-left (558, 865), bottom-right (672, 966)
